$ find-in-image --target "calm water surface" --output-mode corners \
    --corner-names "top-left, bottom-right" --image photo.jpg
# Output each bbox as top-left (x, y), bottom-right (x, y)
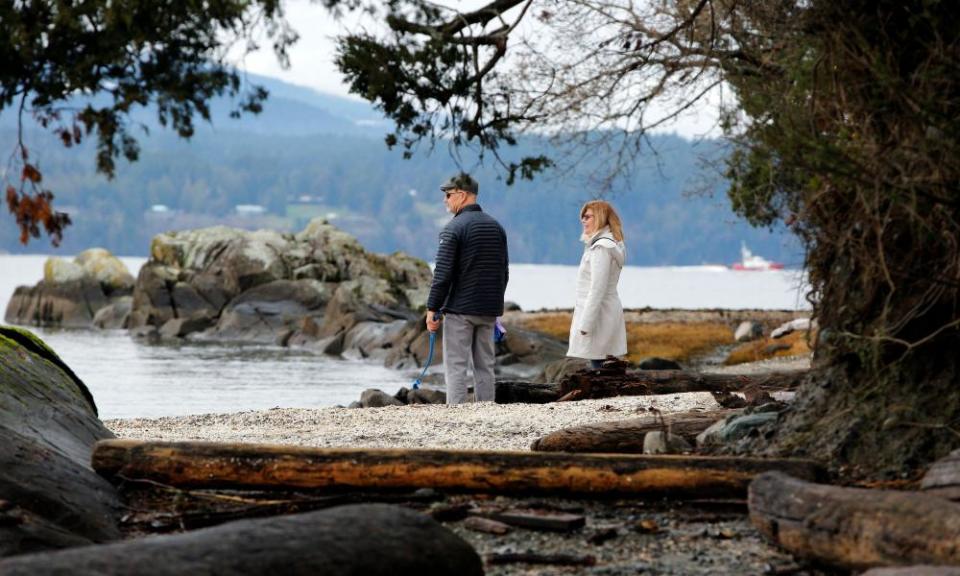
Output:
top-left (1, 254), bottom-right (809, 419)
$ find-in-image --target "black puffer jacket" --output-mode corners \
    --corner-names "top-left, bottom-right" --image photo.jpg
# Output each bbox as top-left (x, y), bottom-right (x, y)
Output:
top-left (427, 204), bottom-right (509, 316)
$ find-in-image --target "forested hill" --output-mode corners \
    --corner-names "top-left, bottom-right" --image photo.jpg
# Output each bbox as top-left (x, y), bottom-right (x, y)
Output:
top-left (0, 74), bottom-right (800, 266)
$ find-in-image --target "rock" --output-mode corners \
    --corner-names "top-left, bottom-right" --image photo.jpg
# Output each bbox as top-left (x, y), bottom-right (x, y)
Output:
top-left (158, 316), bottom-right (215, 340)
top-left (130, 325), bottom-right (160, 343)
top-left (92, 297), bottom-right (133, 329)
top-left (4, 278), bottom-right (108, 328)
top-left (534, 357), bottom-right (586, 384)
top-left (360, 389), bottom-right (404, 408)
top-left (126, 264), bottom-right (179, 329)
top-left (0, 326), bottom-right (121, 557)
top-left (0, 504), bottom-right (484, 575)
top-left (213, 280), bottom-right (330, 341)
top-left (920, 448), bottom-right (960, 501)
top-left (734, 321), bottom-right (764, 342)
top-left (44, 257), bottom-right (86, 283)
top-left (347, 401), bottom-right (362, 409)
top-left (697, 412), bottom-right (778, 447)
top-left (75, 249), bottom-right (135, 294)
top-left (408, 388), bottom-right (446, 404)
top-left (320, 278), bottom-right (403, 338)
top-left (5, 250), bottom-right (135, 329)
top-left (341, 320), bottom-right (408, 361)
top-left (771, 317), bottom-right (815, 339)
top-left (129, 220), bottom-right (432, 348)
top-left (763, 342), bottom-right (792, 355)
top-left (495, 381), bottom-right (560, 404)
top-left (642, 431), bottom-right (693, 455)
top-left (637, 357), bottom-right (682, 370)
top-left (382, 320), bottom-right (444, 370)
top-left (861, 567), bottom-right (960, 576)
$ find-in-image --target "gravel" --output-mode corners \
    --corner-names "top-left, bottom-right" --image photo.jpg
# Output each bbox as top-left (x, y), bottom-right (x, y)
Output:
top-left (106, 392), bottom-right (721, 449)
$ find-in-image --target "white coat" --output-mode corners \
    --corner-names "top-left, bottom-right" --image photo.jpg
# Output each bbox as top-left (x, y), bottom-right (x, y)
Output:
top-left (567, 227), bottom-right (628, 360)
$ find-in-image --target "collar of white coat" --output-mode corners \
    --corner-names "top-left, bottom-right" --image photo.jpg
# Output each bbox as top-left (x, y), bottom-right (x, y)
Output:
top-left (582, 226), bottom-right (613, 245)
top-left (582, 226), bottom-right (625, 267)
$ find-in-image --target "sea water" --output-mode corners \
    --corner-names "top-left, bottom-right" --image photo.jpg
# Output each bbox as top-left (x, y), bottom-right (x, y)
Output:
top-left (1, 254), bottom-right (809, 418)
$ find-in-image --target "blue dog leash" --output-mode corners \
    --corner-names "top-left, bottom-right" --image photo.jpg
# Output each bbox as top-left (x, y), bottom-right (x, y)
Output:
top-left (413, 312), bottom-right (442, 390)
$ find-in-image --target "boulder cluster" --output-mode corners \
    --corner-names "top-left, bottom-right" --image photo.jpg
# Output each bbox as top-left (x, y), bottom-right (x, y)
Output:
top-left (126, 219), bottom-right (432, 349)
top-left (5, 249), bottom-right (135, 328)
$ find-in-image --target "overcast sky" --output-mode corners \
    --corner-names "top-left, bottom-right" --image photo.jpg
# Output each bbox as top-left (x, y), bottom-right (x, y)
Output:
top-left (239, 1), bottom-right (722, 139)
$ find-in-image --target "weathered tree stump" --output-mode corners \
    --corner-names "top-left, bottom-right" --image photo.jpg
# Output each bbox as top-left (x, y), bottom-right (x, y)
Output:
top-left (531, 410), bottom-right (733, 452)
top-left (0, 504), bottom-right (483, 576)
top-left (94, 440), bottom-right (824, 498)
top-left (749, 472), bottom-right (960, 570)
top-left (559, 368), bottom-right (804, 400)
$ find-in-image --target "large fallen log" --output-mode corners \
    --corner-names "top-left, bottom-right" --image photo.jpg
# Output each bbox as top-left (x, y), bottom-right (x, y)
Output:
top-left (531, 410), bottom-right (734, 452)
top-left (749, 472), bottom-right (960, 571)
top-left (559, 369), bottom-right (805, 400)
top-left (94, 440), bottom-right (824, 498)
top-left (0, 504), bottom-right (483, 576)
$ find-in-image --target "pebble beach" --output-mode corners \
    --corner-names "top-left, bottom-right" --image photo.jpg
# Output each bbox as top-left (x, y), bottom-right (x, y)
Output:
top-left (105, 356), bottom-right (810, 448)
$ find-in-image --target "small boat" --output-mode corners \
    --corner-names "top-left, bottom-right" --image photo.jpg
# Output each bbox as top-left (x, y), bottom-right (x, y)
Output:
top-left (731, 242), bottom-right (784, 271)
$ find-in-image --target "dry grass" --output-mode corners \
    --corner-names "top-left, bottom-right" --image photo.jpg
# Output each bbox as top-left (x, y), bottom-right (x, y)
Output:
top-left (509, 313), bottom-right (734, 364)
top-left (625, 322), bottom-right (732, 364)
top-left (724, 331), bottom-right (813, 365)
top-left (512, 313), bottom-right (572, 341)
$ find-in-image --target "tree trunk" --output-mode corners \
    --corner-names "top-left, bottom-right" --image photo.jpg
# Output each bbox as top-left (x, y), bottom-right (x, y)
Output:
top-left (559, 370), bottom-right (804, 400)
top-left (749, 472), bottom-right (960, 571)
top-left (94, 440), bottom-right (825, 498)
top-left (531, 410), bottom-right (733, 452)
top-left (0, 504), bottom-right (483, 576)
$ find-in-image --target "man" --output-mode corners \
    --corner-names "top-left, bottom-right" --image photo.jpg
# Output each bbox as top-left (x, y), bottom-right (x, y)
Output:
top-left (426, 173), bottom-right (509, 405)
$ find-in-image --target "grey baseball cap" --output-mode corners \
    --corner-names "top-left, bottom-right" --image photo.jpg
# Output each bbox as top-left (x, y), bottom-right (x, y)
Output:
top-left (439, 173), bottom-right (479, 194)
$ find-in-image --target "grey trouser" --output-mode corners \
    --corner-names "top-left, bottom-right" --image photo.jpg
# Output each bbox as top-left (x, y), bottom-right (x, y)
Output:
top-left (442, 313), bottom-right (496, 405)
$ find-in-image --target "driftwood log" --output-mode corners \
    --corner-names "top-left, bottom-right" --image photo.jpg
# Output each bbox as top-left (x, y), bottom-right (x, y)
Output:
top-left (494, 381), bottom-right (560, 404)
top-left (559, 369), bottom-right (805, 400)
top-left (0, 504), bottom-right (483, 576)
top-left (749, 472), bottom-right (960, 570)
top-left (531, 410), bottom-right (733, 452)
top-left (94, 440), bottom-right (824, 498)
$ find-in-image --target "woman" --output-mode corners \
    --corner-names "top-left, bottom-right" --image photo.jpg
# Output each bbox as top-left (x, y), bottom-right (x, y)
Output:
top-left (567, 200), bottom-right (627, 369)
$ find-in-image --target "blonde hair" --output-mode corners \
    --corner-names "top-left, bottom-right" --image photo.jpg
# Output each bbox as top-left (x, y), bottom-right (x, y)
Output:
top-left (580, 200), bottom-right (624, 242)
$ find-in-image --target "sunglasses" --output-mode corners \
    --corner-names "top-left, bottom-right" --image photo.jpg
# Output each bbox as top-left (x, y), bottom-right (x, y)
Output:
top-left (444, 190), bottom-right (464, 199)
top-left (580, 213), bottom-right (594, 222)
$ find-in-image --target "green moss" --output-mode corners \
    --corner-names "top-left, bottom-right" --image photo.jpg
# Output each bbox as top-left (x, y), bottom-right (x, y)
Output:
top-left (0, 325), bottom-right (98, 416)
top-left (0, 326), bottom-right (60, 361)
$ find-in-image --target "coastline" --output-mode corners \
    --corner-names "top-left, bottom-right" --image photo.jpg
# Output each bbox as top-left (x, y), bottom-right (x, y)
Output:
top-left (105, 355), bottom-right (811, 447)
top-left (106, 392), bottom-right (721, 449)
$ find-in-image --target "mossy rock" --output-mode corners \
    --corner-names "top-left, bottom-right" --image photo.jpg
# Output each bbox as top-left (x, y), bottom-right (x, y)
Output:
top-left (0, 326), bottom-right (121, 556)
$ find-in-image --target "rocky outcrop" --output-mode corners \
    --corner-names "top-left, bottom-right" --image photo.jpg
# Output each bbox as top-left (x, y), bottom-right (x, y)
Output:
top-left (127, 220), bottom-right (432, 343)
top-left (4, 249), bottom-right (135, 328)
top-left (0, 326), bottom-right (121, 557)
